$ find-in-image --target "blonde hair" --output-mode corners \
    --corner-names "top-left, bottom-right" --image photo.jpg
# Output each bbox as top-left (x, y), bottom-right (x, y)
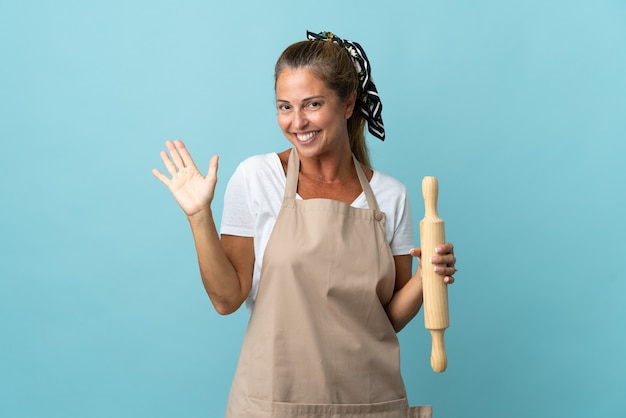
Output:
top-left (275, 40), bottom-right (371, 167)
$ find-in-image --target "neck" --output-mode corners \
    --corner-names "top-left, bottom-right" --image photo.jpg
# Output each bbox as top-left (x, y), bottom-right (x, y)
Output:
top-left (297, 145), bottom-right (355, 184)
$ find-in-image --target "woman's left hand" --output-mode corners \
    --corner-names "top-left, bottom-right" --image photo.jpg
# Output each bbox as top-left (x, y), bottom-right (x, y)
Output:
top-left (410, 242), bottom-right (457, 284)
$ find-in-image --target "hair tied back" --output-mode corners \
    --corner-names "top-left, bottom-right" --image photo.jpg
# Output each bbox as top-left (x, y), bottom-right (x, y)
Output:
top-left (307, 31), bottom-right (385, 141)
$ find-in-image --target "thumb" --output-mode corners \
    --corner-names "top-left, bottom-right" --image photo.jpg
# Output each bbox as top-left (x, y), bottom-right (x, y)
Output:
top-left (207, 154), bottom-right (219, 183)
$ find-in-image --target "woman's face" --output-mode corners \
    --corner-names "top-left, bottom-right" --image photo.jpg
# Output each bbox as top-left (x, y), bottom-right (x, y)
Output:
top-left (275, 67), bottom-right (355, 160)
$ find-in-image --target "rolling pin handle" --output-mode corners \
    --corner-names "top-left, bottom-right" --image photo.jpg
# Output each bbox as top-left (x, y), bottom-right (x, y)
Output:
top-left (422, 176), bottom-right (440, 220)
top-left (430, 329), bottom-right (448, 373)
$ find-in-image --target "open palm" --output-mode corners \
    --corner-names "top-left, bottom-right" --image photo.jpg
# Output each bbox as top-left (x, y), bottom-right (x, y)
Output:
top-left (152, 140), bottom-right (219, 217)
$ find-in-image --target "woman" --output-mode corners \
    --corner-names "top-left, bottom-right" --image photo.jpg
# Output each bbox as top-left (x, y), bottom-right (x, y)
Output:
top-left (153, 31), bottom-right (456, 418)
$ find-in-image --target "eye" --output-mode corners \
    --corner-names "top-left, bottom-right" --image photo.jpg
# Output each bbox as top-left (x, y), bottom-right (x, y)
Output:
top-left (277, 103), bottom-right (291, 112)
top-left (307, 101), bottom-right (321, 109)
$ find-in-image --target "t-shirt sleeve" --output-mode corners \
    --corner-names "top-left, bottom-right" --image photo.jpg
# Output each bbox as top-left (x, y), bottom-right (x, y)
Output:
top-left (389, 188), bottom-right (414, 256)
top-left (220, 162), bottom-right (255, 237)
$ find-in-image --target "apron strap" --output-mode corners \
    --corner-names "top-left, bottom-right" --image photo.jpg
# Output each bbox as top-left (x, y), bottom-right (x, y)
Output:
top-left (352, 154), bottom-right (380, 212)
top-left (284, 148), bottom-right (300, 200)
top-left (284, 148), bottom-right (381, 212)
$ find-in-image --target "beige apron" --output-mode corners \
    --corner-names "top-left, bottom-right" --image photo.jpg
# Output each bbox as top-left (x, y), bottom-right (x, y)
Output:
top-left (225, 149), bottom-right (431, 418)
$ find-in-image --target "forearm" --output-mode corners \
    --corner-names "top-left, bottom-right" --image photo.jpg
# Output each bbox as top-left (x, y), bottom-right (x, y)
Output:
top-left (187, 208), bottom-right (249, 315)
top-left (385, 270), bottom-right (424, 332)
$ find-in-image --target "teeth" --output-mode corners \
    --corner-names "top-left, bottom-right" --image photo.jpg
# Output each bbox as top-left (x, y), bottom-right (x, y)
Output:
top-left (296, 131), bottom-right (318, 142)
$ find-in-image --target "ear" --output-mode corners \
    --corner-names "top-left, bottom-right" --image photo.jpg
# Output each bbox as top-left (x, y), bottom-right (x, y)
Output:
top-left (344, 91), bottom-right (357, 119)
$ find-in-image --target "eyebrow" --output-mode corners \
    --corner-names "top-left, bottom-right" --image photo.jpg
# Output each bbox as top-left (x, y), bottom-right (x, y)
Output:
top-left (276, 95), bottom-right (326, 104)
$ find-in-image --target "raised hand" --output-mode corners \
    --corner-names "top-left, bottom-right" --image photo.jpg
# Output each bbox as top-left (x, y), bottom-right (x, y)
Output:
top-left (152, 140), bottom-right (219, 217)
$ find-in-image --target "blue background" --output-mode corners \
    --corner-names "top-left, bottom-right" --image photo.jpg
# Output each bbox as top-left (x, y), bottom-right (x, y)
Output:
top-left (1, 1), bottom-right (625, 417)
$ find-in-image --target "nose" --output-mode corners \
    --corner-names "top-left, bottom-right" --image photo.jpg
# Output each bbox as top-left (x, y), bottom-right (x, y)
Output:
top-left (293, 109), bottom-right (308, 130)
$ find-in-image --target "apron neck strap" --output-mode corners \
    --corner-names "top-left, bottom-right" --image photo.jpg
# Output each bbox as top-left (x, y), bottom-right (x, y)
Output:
top-left (284, 148), bottom-right (300, 200)
top-left (353, 154), bottom-right (380, 211)
top-left (285, 148), bottom-right (380, 211)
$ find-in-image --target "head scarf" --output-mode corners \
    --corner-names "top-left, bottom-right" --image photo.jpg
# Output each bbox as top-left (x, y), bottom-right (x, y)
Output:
top-left (307, 31), bottom-right (385, 141)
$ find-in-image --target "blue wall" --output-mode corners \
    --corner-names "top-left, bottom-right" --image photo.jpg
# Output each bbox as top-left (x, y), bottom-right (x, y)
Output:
top-left (1, 1), bottom-right (624, 417)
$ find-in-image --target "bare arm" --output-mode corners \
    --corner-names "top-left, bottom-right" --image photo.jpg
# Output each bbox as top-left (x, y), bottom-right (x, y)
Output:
top-left (152, 140), bottom-right (253, 315)
top-left (187, 211), bottom-right (254, 315)
top-left (385, 244), bottom-right (456, 332)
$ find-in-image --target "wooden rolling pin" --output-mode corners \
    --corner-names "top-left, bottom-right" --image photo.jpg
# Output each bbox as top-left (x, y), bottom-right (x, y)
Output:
top-left (420, 176), bottom-right (449, 373)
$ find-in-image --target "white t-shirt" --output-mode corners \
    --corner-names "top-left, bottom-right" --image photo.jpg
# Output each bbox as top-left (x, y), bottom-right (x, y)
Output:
top-left (220, 152), bottom-right (415, 311)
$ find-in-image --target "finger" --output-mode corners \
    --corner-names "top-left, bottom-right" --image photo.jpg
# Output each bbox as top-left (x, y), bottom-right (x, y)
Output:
top-left (444, 275), bottom-right (455, 284)
top-left (434, 265), bottom-right (457, 276)
top-left (435, 242), bottom-right (454, 255)
top-left (165, 140), bottom-right (186, 170)
top-left (151, 168), bottom-right (171, 186)
top-left (430, 254), bottom-right (456, 266)
top-left (159, 150), bottom-right (178, 176)
top-left (409, 248), bottom-right (421, 258)
top-left (174, 139), bottom-right (200, 171)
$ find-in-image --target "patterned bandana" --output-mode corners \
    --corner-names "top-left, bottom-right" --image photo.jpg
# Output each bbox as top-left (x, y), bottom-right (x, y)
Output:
top-left (306, 31), bottom-right (385, 141)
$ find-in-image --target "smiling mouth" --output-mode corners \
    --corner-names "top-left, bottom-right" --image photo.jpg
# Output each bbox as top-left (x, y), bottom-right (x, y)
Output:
top-left (296, 131), bottom-right (319, 143)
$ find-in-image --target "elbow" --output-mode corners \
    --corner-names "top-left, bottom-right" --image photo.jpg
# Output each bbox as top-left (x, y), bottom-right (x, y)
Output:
top-left (385, 305), bottom-right (414, 333)
top-left (211, 295), bottom-right (244, 315)
top-left (213, 301), bottom-right (241, 315)
top-left (391, 320), bottom-right (408, 333)
top-left (205, 285), bottom-right (247, 315)
top-left (385, 313), bottom-right (404, 333)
